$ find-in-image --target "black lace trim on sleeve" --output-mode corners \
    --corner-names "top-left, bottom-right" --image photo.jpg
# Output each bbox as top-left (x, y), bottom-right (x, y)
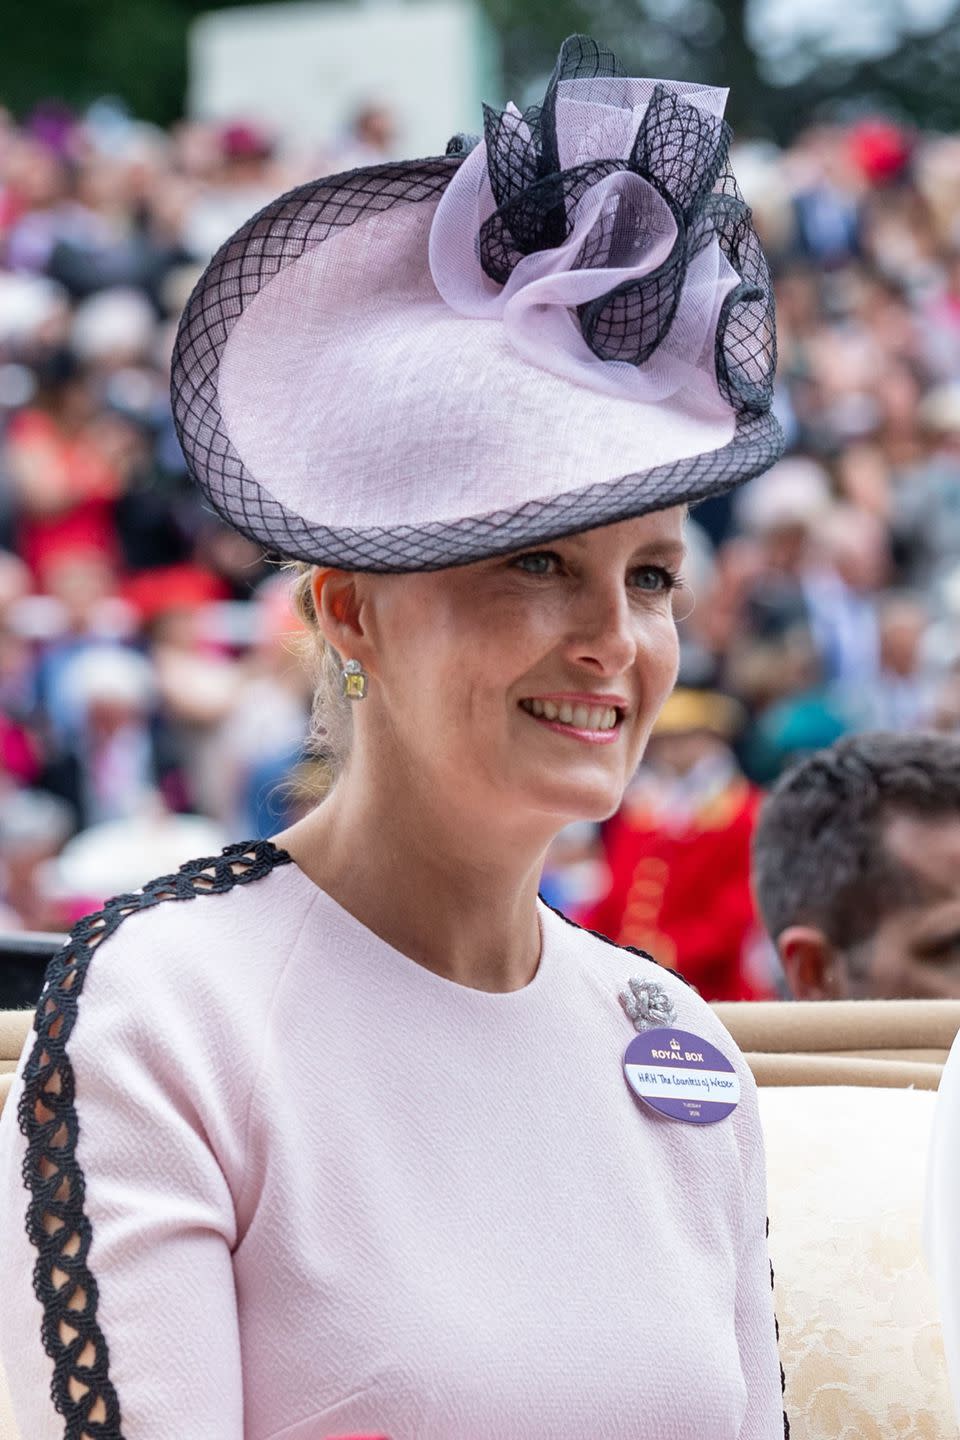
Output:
top-left (16, 839), bottom-right (292, 1439)
top-left (768, 1217), bottom-right (791, 1438)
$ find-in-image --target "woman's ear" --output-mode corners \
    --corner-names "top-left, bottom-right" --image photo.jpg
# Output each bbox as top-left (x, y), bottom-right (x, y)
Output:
top-left (310, 569), bottom-right (366, 654)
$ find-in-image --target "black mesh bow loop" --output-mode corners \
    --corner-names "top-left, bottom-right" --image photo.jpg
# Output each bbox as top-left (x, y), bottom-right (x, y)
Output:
top-left (475, 39), bottom-right (776, 403)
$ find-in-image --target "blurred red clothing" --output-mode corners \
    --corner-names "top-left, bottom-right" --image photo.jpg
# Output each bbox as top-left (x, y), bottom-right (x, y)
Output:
top-left (121, 563), bottom-right (231, 622)
top-left (580, 776), bottom-right (773, 1002)
top-left (0, 713), bottom-right (39, 785)
top-left (7, 408), bottom-right (122, 584)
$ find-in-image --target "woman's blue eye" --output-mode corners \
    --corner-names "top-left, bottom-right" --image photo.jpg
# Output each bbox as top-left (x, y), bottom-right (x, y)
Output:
top-left (512, 551), bottom-right (558, 575)
top-left (630, 565), bottom-right (679, 592)
top-left (509, 554), bottom-right (680, 590)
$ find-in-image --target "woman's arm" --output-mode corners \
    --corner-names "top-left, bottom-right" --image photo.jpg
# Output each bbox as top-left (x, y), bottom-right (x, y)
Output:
top-left (0, 920), bottom-right (246, 1439)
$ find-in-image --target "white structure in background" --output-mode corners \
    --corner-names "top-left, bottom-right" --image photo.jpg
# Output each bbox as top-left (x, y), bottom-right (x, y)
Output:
top-left (188, 0), bottom-right (501, 160)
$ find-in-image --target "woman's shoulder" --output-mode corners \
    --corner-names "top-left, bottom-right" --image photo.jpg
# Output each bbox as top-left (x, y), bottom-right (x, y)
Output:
top-left (540, 901), bottom-right (760, 1117)
top-left (541, 899), bottom-right (705, 1012)
top-left (41, 839), bottom-right (315, 1019)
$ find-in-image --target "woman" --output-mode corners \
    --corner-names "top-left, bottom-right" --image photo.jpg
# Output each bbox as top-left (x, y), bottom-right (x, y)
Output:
top-left (0, 37), bottom-right (787, 1439)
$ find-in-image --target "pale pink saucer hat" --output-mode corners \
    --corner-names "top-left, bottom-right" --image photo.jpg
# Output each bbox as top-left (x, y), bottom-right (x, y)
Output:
top-left (171, 35), bottom-right (782, 572)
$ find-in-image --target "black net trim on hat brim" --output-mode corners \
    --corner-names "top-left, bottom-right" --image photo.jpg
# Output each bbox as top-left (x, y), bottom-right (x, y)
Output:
top-left (172, 155), bottom-right (783, 575)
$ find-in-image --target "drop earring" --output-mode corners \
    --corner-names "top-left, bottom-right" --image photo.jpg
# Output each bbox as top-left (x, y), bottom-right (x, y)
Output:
top-left (341, 658), bottom-right (368, 700)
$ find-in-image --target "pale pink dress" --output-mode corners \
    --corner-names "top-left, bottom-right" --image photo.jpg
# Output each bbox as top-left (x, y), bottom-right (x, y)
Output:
top-left (0, 841), bottom-right (783, 1438)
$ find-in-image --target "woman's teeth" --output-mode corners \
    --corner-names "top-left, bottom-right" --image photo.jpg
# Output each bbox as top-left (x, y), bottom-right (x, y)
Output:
top-left (519, 698), bottom-right (619, 730)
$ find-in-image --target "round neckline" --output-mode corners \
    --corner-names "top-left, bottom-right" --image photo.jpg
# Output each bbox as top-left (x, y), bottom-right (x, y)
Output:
top-left (273, 841), bottom-right (555, 1003)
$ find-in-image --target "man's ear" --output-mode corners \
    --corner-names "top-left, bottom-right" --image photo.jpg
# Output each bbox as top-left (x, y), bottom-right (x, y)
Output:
top-left (777, 925), bottom-right (848, 1000)
top-left (310, 569), bottom-right (367, 656)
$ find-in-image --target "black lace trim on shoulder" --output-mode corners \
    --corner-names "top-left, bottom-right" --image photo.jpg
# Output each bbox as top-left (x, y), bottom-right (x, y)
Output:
top-left (539, 896), bottom-right (697, 992)
top-left (17, 838), bottom-right (292, 1439)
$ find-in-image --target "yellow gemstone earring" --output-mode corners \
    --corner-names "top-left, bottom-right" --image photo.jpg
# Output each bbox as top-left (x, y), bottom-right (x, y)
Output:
top-left (341, 658), bottom-right (368, 700)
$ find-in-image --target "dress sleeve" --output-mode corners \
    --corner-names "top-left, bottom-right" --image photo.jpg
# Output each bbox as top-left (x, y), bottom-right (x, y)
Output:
top-left (0, 915), bottom-right (245, 1440)
top-left (734, 1105), bottom-right (789, 1439)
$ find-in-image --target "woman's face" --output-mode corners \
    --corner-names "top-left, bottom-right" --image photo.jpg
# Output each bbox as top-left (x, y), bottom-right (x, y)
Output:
top-left (353, 507), bottom-right (685, 830)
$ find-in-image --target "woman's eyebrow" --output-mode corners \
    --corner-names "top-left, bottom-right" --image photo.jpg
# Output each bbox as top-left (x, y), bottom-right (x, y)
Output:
top-left (628, 540), bottom-right (687, 564)
top-left (532, 535), bottom-right (686, 563)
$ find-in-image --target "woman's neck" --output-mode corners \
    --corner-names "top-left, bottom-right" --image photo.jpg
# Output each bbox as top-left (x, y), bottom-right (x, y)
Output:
top-left (274, 762), bottom-right (554, 993)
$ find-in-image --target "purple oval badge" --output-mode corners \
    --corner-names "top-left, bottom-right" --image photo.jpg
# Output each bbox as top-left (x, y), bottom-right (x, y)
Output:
top-left (624, 1026), bottom-right (740, 1125)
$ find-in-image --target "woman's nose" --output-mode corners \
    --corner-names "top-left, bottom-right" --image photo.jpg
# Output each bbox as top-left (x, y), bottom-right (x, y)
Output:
top-left (565, 586), bottom-right (638, 676)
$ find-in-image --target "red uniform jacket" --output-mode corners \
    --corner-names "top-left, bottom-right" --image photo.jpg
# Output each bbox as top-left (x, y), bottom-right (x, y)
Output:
top-left (581, 777), bottom-right (774, 1002)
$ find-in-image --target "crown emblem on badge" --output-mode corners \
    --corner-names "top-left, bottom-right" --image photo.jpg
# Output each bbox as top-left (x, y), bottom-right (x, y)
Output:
top-left (670, 1039), bottom-right (681, 1051)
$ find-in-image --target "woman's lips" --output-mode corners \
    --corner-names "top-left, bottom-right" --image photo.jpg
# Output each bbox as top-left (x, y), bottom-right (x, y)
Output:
top-left (518, 697), bottom-right (622, 744)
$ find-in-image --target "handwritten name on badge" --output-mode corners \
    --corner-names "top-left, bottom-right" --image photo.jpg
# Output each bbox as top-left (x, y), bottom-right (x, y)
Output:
top-left (623, 1028), bottom-right (740, 1125)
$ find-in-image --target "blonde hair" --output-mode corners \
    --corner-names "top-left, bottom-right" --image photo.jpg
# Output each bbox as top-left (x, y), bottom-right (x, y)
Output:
top-left (288, 563), bottom-right (354, 788)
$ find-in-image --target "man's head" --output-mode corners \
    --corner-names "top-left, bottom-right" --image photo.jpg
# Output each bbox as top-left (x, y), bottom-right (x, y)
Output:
top-left (753, 732), bottom-right (960, 998)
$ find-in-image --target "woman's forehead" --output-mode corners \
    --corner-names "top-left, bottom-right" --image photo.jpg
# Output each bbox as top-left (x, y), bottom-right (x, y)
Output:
top-left (552, 507), bottom-right (688, 551)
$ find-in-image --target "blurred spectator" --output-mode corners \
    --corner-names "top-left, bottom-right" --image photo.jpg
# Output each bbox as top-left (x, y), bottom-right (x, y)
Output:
top-left (181, 119), bottom-right (284, 262)
top-left (788, 125), bottom-right (863, 269)
top-left (209, 575), bottom-right (311, 836)
top-left (47, 807), bottom-right (226, 922)
top-left (581, 689), bottom-right (780, 1001)
top-left (734, 455), bottom-right (832, 642)
top-left (6, 348), bottom-right (125, 587)
top-left (0, 787), bottom-right (74, 931)
top-left (804, 504), bottom-right (888, 687)
top-left (44, 645), bottom-right (162, 828)
top-left (753, 732), bottom-right (960, 999)
top-left (836, 592), bottom-right (934, 731)
top-left (333, 102), bottom-right (399, 171)
top-left (739, 627), bottom-right (850, 784)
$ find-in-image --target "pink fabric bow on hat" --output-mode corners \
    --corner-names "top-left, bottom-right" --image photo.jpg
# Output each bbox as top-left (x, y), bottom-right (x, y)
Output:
top-left (429, 69), bottom-right (769, 415)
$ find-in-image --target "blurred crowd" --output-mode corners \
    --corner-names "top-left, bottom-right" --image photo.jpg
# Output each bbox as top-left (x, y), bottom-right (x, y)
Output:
top-left (0, 94), bottom-right (959, 1000)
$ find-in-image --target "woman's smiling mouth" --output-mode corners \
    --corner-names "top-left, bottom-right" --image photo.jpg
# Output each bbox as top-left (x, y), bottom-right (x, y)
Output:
top-left (518, 695), bottom-right (625, 742)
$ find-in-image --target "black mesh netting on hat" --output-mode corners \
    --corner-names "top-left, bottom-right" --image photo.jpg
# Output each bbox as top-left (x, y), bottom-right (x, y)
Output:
top-left (170, 35), bottom-right (784, 573)
top-left (478, 34), bottom-right (776, 413)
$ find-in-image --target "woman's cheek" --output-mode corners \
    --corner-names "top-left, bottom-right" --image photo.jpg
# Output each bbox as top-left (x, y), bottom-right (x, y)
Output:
top-left (640, 609), bottom-right (680, 690)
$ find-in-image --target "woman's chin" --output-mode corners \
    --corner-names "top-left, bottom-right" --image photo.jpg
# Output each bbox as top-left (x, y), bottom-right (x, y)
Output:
top-left (518, 768), bottom-right (625, 826)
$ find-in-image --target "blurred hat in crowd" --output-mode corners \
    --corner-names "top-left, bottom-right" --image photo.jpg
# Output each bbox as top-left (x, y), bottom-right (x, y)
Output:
top-left (61, 646), bottom-right (156, 715)
top-left (728, 140), bottom-right (793, 254)
top-left (652, 687), bottom-right (744, 739)
top-left (848, 119), bottom-right (913, 187)
top-left (46, 812), bottom-right (227, 906)
top-left (171, 34), bottom-right (782, 573)
top-left (0, 789), bottom-right (75, 856)
top-left (121, 563), bottom-right (231, 623)
top-left (71, 287), bottom-right (156, 366)
top-left (23, 100), bottom-right (76, 155)
top-left (219, 120), bottom-right (275, 162)
top-left (734, 455), bottom-right (832, 536)
top-left (0, 273), bottom-right (68, 348)
top-left (919, 381), bottom-right (960, 435)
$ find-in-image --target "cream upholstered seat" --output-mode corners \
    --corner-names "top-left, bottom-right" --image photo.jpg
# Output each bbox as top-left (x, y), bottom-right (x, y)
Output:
top-left (717, 999), bottom-right (960, 1439)
top-left (1, 1002), bottom-right (959, 1439)
top-left (714, 997), bottom-right (960, 1088)
top-left (761, 1086), bottom-right (952, 1436)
